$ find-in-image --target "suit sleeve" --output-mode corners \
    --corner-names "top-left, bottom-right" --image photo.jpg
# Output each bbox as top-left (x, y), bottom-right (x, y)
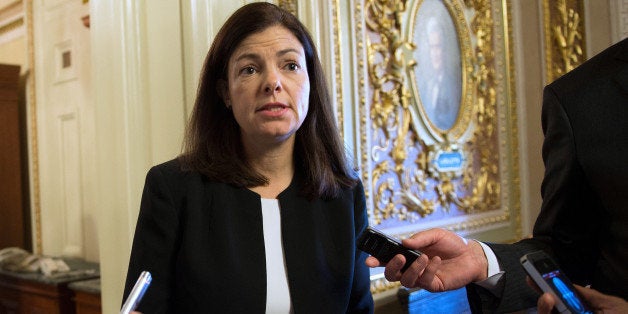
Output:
top-left (466, 84), bottom-right (598, 313)
top-left (534, 84), bottom-right (602, 284)
top-left (122, 166), bottom-right (180, 313)
top-left (465, 241), bottom-right (544, 313)
top-left (348, 179), bottom-right (375, 313)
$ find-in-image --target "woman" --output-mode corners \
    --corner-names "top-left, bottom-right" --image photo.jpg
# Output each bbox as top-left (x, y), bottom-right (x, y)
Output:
top-left (122, 2), bottom-right (373, 313)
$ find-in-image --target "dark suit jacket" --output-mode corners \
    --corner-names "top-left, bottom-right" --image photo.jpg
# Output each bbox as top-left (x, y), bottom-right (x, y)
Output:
top-left (467, 38), bottom-right (628, 313)
top-left (123, 159), bottom-right (374, 313)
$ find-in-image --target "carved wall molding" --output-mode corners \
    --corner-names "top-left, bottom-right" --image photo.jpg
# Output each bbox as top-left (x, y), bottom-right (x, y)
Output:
top-left (25, 0), bottom-right (42, 255)
top-left (0, 1), bottom-right (25, 45)
top-left (331, 0), bottom-right (345, 139)
top-left (543, 0), bottom-right (586, 83)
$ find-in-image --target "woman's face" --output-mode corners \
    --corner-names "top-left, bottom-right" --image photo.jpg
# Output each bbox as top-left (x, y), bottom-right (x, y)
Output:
top-left (222, 25), bottom-right (310, 146)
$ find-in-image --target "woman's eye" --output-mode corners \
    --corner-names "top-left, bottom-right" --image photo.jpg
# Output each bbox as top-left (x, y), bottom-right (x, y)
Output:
top-left (286, 62), bottom-right (300, 71)
top-left (240, 66), bottom-right (256, 75)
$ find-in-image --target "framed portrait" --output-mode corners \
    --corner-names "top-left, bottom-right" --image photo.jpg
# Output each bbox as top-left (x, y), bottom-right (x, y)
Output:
top-left (412, 0), bottom-right (462, 132)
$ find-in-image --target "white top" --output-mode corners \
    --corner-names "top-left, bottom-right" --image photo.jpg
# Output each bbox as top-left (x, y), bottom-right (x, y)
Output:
top-left (261, 198), bottom-right (292, 313)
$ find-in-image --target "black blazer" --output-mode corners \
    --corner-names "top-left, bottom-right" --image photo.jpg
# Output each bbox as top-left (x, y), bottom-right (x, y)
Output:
top-left (123, 159), bottom-right (374, 313)
top-left (467, 38), bottom-right (628, 313)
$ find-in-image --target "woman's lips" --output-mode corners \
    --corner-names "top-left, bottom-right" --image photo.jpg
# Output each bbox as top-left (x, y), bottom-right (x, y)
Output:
top-left (256, 103), bottom-right (289, 116)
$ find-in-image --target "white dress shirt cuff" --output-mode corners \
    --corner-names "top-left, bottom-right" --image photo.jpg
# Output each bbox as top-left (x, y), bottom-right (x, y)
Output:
top-left (472, 240), bottom-right (504, 296)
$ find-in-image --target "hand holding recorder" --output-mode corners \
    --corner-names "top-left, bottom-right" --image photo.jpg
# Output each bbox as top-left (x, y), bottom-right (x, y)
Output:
top-left (363, 228), bottom-right (488, 292)
top-left (357, 227), bottom-right (422, 272)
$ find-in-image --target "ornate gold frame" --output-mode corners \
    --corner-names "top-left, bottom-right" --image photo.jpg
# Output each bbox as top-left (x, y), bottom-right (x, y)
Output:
top-left (345, 0), bottom-right (520, 293)
top-left (542, 0), bottom-right (586, 83)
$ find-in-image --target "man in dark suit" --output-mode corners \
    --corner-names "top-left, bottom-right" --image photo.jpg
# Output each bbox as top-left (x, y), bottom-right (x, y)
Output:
top-left (366, 37), bottom-right (628, 313)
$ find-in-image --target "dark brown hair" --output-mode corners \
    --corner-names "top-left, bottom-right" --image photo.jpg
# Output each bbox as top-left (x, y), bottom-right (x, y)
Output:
top-left (180, 2), bottom-right (357, 199)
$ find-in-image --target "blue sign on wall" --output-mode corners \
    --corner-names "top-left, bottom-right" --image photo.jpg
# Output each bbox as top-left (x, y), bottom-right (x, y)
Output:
top-left (434, 151), bottom-right (464, 172)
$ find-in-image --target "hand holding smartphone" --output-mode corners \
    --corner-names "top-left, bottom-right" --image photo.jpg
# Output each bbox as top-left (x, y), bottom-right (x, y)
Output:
top-left (357, 227), bottom-right (422, 272)
top-left (520, 251), bottom-right (592, 314)
top-left (120, 271), bottom-right (152, 314)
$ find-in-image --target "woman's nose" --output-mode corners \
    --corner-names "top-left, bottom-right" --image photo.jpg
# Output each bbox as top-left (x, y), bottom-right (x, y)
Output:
top-left (264, 82), bottom-right (280, 93)
top-left (263, 72), bottom-right (282, 94)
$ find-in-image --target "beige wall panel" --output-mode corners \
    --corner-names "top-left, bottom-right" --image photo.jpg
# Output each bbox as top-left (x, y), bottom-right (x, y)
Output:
top-left (584, 0), bottom-right (613, 55)
top-left (512, 0), bottom-right (544, 236)
top-left (610, 0), bottom-right (628, 41)
top-left (33, 0), bottom-right (97, 260)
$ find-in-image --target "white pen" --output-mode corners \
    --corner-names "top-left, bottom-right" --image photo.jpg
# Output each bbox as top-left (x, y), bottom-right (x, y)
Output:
top-left (120, 271), bottom-right (152, 314)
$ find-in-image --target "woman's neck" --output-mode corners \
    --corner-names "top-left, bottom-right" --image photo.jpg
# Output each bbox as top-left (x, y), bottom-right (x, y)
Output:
top-left (244, 136), bottom-right (295, 199)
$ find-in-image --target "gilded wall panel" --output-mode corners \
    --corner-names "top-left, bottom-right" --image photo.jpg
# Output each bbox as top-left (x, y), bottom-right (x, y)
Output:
top-left (543, 0), bottom-right (586, 83)
top-left (344, 0), bottom-right (520, 291)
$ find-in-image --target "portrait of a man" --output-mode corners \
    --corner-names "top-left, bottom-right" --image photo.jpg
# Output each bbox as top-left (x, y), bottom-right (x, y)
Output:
top-left (413, 0), bottom-right (462, 131)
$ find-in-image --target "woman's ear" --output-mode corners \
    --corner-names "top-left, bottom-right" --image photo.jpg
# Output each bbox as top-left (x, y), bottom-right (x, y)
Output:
top-left (217, 79), bottom-right (231, 108)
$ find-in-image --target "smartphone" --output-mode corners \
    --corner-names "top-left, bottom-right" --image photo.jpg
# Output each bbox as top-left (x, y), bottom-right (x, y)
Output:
top-left (520, 251), bottom-right (592, 314)
top-left (357, 227), bottom-right (422, 272)
top-left (120, 271), bottom-right (152, 314)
